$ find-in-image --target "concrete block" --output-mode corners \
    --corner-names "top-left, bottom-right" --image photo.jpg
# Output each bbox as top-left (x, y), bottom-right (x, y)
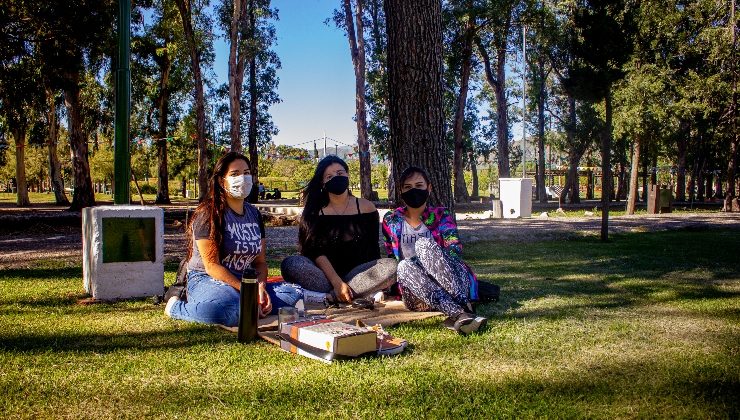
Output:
top-left (82, 206), bottom-right (164, 300)
top-left (491, 199), bottom-right (503, 218)
top-left (499, 178), bottom-right (533, 218)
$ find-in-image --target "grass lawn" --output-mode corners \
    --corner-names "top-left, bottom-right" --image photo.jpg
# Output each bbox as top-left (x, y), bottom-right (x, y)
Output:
top-left (0, 191), bottom-right (201, 206)
top-left (1, 230), bottom-right (738, 418)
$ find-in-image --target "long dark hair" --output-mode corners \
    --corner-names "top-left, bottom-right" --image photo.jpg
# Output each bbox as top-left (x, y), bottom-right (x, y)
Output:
top-left (298, 155), bottom-right (350, 251)
top-left (186, 152), bottom-right (250, 261)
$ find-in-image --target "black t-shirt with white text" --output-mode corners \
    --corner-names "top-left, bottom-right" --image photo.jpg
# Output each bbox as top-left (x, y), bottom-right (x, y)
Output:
top-left (187, 203), bottom-right (265, 279)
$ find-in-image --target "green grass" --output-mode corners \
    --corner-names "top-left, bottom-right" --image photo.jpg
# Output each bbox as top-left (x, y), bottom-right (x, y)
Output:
top-left (1, 230), bottom-right (738, 418)
top-left (0, 191), bottom-right (201, 205)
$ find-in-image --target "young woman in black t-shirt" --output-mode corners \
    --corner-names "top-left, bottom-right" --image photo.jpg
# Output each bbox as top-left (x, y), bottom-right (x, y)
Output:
top-left (280, 156), bottom-right (397, 304)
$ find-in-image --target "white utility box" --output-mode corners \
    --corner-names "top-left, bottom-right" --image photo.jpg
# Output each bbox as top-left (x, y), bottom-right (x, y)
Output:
top-left (499, 178), bottom-right (533, 218)
top-left (82, 206), bottom-right (164, 300)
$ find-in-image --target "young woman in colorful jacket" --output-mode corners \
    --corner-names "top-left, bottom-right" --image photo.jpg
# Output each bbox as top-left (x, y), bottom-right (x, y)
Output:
top-left (382, 166), bottom-right (486, 334)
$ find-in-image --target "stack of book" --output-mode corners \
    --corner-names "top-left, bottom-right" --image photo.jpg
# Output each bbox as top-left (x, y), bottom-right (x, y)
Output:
top-left (279, 318), bottom-right (407, 363)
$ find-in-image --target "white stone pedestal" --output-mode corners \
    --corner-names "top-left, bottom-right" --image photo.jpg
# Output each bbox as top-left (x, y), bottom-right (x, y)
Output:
top-left (82, 206), bottom-right (164, 300)
top-left (499, 178), bottom-right (533, 218)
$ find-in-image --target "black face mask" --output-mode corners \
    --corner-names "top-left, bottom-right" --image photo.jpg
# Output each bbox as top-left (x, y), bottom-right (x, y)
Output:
top-left (324, 175), bottom-right (349, 195)
top-left (401, 188), bottom-right (429, 208)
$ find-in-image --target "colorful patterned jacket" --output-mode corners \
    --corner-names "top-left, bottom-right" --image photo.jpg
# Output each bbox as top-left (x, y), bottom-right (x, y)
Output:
top-left (382, 206), bottom-right (479, 301)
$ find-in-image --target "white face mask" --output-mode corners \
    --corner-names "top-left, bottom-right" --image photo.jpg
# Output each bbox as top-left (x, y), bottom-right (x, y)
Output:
top-left (224, 174), bottom-right (253, 199)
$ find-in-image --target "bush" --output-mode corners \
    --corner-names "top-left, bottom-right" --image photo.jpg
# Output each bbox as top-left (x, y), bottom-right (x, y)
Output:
top-left (137, 183), bottom-right (157, 194)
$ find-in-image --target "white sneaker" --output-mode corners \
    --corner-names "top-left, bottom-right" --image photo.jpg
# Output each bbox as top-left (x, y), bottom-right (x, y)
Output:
top-left (216, 324), bottom-right (238, 333)
top-left (458, 316), bottom-right (487, 335)
top-left (164, 296), bottom-right (179, 318)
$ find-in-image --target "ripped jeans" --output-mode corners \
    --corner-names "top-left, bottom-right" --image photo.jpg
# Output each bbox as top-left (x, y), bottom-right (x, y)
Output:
top-left (168, 270), bottom-right (303, 327)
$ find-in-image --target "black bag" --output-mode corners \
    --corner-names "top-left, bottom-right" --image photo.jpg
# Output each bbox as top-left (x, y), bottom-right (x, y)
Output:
top-left (164, 259), bottom-right (189, 302)
top-left (477, 281), bottom-right (500, 303)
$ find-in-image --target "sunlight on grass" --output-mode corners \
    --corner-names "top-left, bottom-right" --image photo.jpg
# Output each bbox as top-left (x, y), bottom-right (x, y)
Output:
top-left (1, 229), bottom-right (738, 418)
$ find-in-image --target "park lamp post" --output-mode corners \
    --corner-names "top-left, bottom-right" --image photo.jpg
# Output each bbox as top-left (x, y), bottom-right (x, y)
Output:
top-left (114, 0), bottom-right (131, 204)
top-left (81, 0), bottom-right (164, 302)
top-left (521, 24), bottom-right (527, 180)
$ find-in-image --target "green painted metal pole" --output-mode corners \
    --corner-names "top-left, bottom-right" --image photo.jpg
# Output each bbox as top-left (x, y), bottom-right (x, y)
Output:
top-left (114, 0), bottom-right (131, 204)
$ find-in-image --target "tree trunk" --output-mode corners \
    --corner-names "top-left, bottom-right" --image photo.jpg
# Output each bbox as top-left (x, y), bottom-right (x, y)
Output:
top-left (600, 89), bottom-right (612, 241)
top-left (641, 156), bottom-right (648, 201)
top-left (725, 133), bottom-right (738, 208)
top-left (155, 52), bottom-right (172, 204)
top-left (13, 127), bottom-right (30, 207)
top-left (452, 9), bottom-right (474, 203)
top-left (564, 152), bottom-right (581, 204)
top-left (696, 156), bottom-right (705, 202)
top-left (536, 55), bottom-right (546, 203)
top-left (344, 0), bottom-right (373, 200)
top-left (495, 40), bottom-right (510, 178)
top-left (387, 158), bottom-right (396, 204)
top-left (561, 96), bottom-right (581, 204)
top-left (626, 136), bottom-right (640, 214)
top-left (64, 78), bottom-right (95, 211)
top-left (228, 0), bottom-right (249, 152)
top-left (475, 20), bottom-right (511, 179)
top-left (587, 169), bottom-right (595, 199)
top-left (247, 0), bottom-right (259, 199)
top-left (615, 161), bottom-right (625, 201)
top-left (705, 172), bottom-right (713, 199)
top-left (470, 151), bottom-right (479, 199)
top-left (726, 0), bottom-right (737, 211)
top-left (175, 0), bottom-right (209, 201)
top-left (384, 0), bottom-right (451, 209)
top-left (46, 89), bottom-right (69, 205)
top-left (676, 130), bottom-right (687, 201)
top-left (714, 173), bottom-right (722, 199)
top-left (615, 136), bottom-right (627, 201)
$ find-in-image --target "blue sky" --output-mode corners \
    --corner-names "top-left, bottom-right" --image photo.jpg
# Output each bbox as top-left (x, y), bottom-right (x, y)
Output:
top-left (207, 1), bottom-right (528, 151)
top-left (211, 0), bottom-right (357, 148)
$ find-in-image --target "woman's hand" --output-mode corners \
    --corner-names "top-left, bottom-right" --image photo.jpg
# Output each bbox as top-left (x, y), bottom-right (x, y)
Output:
top-left (258, 283), bottom-right (272, 318)
top-left (333, 282), bottom-right (354, 303)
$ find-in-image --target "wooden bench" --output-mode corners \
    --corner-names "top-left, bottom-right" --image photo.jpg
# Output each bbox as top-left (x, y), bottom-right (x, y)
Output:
top-left (546, 185), bottom-right (565, 207)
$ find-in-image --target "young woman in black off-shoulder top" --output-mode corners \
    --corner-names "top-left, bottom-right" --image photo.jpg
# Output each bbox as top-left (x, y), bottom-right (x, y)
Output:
top-left (280, 156), bottom-right (397, 304)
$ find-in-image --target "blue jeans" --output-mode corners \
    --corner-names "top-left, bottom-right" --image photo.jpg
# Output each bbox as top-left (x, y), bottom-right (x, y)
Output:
top-left (169, 270), bottom-right (303, 327)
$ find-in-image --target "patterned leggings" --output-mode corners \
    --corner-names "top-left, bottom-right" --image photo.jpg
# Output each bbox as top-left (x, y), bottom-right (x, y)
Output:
top-left (280, 256), bottom-right (398, 297)
top-left (397, 237), bottom-right (471, 317)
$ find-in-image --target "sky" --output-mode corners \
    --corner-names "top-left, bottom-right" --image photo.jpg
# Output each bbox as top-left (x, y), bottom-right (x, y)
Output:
top-left (211, 0), bottom-right (358, 148)
top-left (208, 0), bottom-right (528, 152)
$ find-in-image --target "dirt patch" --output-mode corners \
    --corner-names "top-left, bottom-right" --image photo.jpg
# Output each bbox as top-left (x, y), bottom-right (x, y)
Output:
top-left (0, 212), bottom-right (738, 269)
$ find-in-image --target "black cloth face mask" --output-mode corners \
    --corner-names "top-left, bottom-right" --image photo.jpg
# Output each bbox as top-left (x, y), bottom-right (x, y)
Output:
top-left (401, 188), bottom-right (429, 208)
top-left (324, 175), bottom-right (349, 195)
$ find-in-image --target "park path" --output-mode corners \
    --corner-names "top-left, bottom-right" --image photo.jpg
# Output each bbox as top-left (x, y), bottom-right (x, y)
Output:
top-left (0, 212), bottom-right (738, 269)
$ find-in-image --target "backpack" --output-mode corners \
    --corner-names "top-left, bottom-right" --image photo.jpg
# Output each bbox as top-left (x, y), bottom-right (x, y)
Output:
top-left (476, 281), bottom-right (500, 303)
top-left (164, 259), bottom-right (189, 302)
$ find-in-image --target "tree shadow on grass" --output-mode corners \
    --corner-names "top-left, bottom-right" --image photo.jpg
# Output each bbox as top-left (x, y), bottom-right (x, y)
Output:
top-left (0, 266), bottom-right (82, 280)
top-left (63, 345), bottom-right (735, 418)
top-left (0, 325), bottom-right (234, 354)
top-left (467, 229), bottom-right (740, 321)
